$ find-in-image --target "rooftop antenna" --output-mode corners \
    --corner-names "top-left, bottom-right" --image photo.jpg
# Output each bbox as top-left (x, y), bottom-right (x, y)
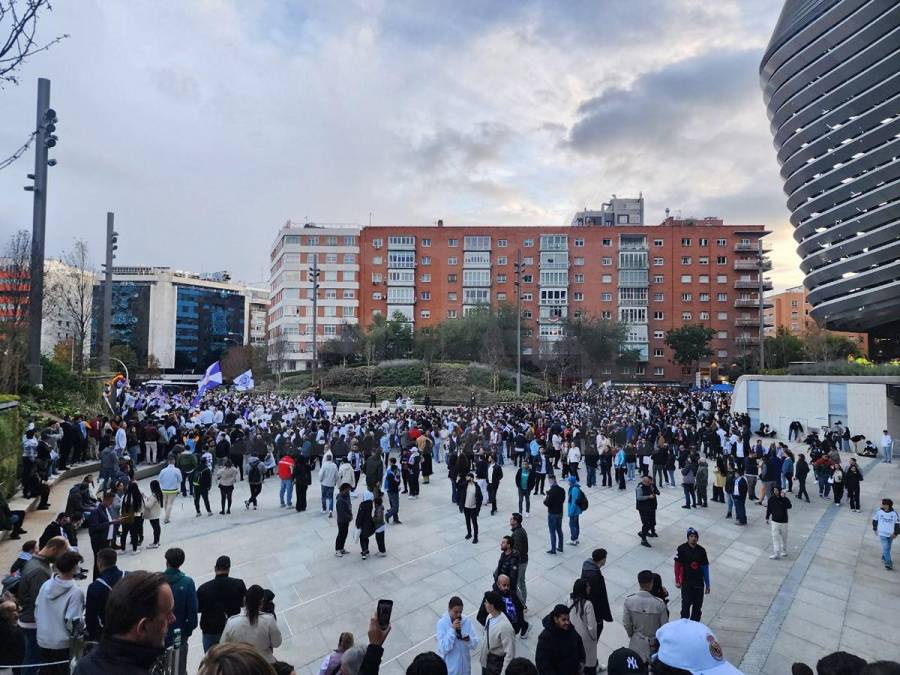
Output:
top-left (369, 212), bottom-right (373, 227)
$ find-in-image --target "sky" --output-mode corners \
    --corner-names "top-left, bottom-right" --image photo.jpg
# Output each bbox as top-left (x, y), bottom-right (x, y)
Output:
top-left (0, 0), bottom-right (803, 290)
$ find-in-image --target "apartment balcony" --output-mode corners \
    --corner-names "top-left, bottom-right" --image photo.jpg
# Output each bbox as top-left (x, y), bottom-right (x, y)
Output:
top-left (734, 298), bottom-right (774, 309)
top-left (734, 258), bottom-right (772, 271)
top-left (734, 242), bottom-right (773, 254)
top-left (539, 261), bottom-right (569, 270)
top-left (734, 279), bottom-right (774, 291)
top-left (736, 335), bottom-right (761, 345)
top-left (735, 317), bottom-right (761, 326)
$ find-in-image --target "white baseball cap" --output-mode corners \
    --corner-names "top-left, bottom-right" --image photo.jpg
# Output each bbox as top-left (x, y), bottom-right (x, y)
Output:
top-left (655, 619), bottom-right (743, 674)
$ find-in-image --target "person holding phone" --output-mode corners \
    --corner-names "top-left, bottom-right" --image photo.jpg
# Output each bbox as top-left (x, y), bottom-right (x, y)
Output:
top-left (436, 596), bottom-right (479, 675)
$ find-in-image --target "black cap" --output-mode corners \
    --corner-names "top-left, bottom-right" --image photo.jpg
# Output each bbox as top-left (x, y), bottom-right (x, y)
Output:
top-left (215, 555), bottom-right (231, 570)
top-left (607, 648), bottom-right (648, 674)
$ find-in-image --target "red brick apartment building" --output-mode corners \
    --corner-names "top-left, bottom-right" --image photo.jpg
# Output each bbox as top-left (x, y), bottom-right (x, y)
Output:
top-left (268, 197), bottom-right (771, 382)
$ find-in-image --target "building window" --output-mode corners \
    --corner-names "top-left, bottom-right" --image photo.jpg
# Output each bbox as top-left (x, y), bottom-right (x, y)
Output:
top-left (523, 274), bottom-right (533, 283)
top-left (681, 275), bottom-right (692, 283)
top-left (602, 292), bottom-right (612, 301)
top-left (717, 275), bottom-right (727, 283)
top-left (654, 239), bottom-right (663, 247)
top-left (573, 310), bottom-right (583, 319)
top-left (325, 236), bottom-right (337, 246)
top-left (716, 256), bottom-right (727, 265)
top-left (601, 274), bottom-right (612, 283)
top-left (574, 292), bottom-right (584, 301)
top-left (343, 271), bottom-right (355, 282)
top-left (653, 330), bottom-right (665, 339)
top-left (601, 311), bottom-right (612, 319)
top-left (343, 290), bottom-right (355, 299)
top-left (653, 257), bottom-right (664, 266)
top-left (654, 348), bottom-right (664, 357)
top-left (521, 293), bottom-right (533, 301)
top-left (420, 309), bottom-right (431, 318)
top-left (574, 274), bottom-right (584, 283)
top-left (699, 238), bottom-right (708, 246)
top-left (717, 349), bottom-right (728, 358)
top-left (497, 239), bottom-right (508, 248)
top-left (323, 306), bottom-right (337, 317)
top-left (602, 239), bottom-right (612, 247)
top-left (523, 310), bottom-right (533, 319)
top-left (420, 291), bottom-right (431, 300)
top-left (497, 274), bottom-right (507, 283)
top-left (699, 293), bottom-right (710, 301)
top-left (325, 289), bottom-right (337, 300)
top-left (448, 257), bottom-right (458, 265)
top-left (373, 238), bottom-right (383, 249)
top-left (325, 253), bottom-right (338, 264)
top-left (717, 293), bottom-right (727, 301)
top-left (421, 238), bottom-right (431, 247)
top-left (372, 292), bottom-right (382, 300)
top-left (523, 256), bottom-right (534, 266)
top-left (497, 292), bottom-right (507, 301)
top-left (681, 238), bottom-right (691, 246)
top-left (574, 239), bottom-right (585, 247)
top-left (601, 257), bottom-right (612, 266)
top-left (420, 256), bottom-right (431, 266)
top-left (653, 311), bottom-right (664, 320)
top-left (654, 292), bottom-right (664, 302)
top-left (497, 256), bottom-right (508, 265)
top-left (654, 366), bottom-right (665, 376)
top-left (717, 312), bottom-right (728, 320)
top-left (681, 256), bottom-right (691, 265)
top-left (681, 293), bottom-right (692, 301)
top-left (372, 272), bottom-right (383, 283)
top-left (448, 239), bottom-right (458, 247)
top-left (447, 309), bottom-right (457, 318)
top-left (698, 256), bottom-right (709, 265)
top-left (448, 274), bottom-right (458, 283)
top-left (716, 238), bottom-right (726, 247)
top-left (523, 239), bottom-right (534, 247)
top-left (373, 256), bottom-right (383, 265)
top-left (682, 312), bottom-right (692, 320)
top-left (323, 325), bottom-right (336, 336)
top-left (464, 235), bottom-right (491, 250)
top-left (448, 292), bottom-right (458, 301)
top-left (700, 311), bottom-right (710, 320)
top-left (307, 236), bottom-right (319, 246)
top-left (420, 273), bottom-right (431, 282)
top-left (574, 257), bottom-right (585, 266)
top-left (699, 274), bottom-right (709, 283)
top-left (790, 300), bottom-right (799, 308)
top-left (653, 275), bottom-right (663, 283)
top-left (717, 330), bottom-right (728, 339)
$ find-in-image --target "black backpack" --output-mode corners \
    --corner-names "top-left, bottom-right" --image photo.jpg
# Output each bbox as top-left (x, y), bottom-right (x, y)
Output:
top-left (248, 463), bottom-right (262, 483)
top-left (576, 488), bottom-right (589, 511)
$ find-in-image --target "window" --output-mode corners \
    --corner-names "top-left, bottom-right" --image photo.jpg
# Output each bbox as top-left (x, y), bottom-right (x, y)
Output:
top-left (699, 238), bottom-right (708, 246)
top-left (325, 236), bottom-right (337, 246)
top-left (654, 239), bottom-right (664, 247)
top-left (372, 272), bottom-right (383, 283)
top-left (700, 311), bottom-right (710, 320)
top-left (699, 275), bottom-right (709, 283)
top-left (654, 367), bottom-right (665, 376)
top-left (698, 256), bottom-right (709, 265)
top-left (699, 293), bottom-right (710, 301)
top-left (420, 273), bottom-right (431, 282)
top-left (601, 257), bottom-right (612, 266)
top-left (324, 289), bottom-right (337, 300)
top-left (418, 309), bottom-right (431, 319)
top-left (653, 257), bottom-right (664, 266)
top-left (344, 235), bottom-right (356, 246)
top-left (323, 325), bottom-right (336, 336)
top-left (653, 330), bottom-right (665, 339)
top-left (343, 306), bottom-right (355, 318)
top-left (717, 293), bottom-right (727, 301)
top-left (654, 292), bottom-right (664, 302)
top-left (343, 271), bottom-right (356, 282)
top-left (373, 256), bottom-right (383, 266)
top-left (388, 251), bottom-right (415, 267)
top-left (521, 293), bottom-right (533, 301)
top-left (497, 292), bottom-right (507, 301)
top-left (463, 288), bottom-right (489, 304)
top-left (323, 270), bottom-right (339, 282)
top-left (574, 239), bottom-right (585, 247)
top-left (653, 311), bottom-right (664, 320)
top-left (681, 293), bottom-right (692, 301)
top-left (717, 330), bottom-right (728, 339)
top-left (323, 306), bottom-right (337, 317)
top-left (421, 238), bottom-right (431, 248)
top-left (573, 310), bottom-right (583, 319)
top-left (523, 256), bottom-right (534, 266)
top-left (716, 238), bottom-right (727, 247)
top-left (447, 309), bottom-right (457, 318)
top-left (420, 256), bottom-right (431, 266)
top-left (388, 235), bottom-right (415, 247)
top-left (601, 311), bottom-right (612, 319)
top-left (601, 274), bottom-right (612, 283)
top-left (681, 256), bottom-right (691, 265)
top-left (464, 236), bottom-right (491, 250)
top-left (373, 238), bottom-right (383, 249)
top-left (602, 292), bottom-right (612, 301)
top-left (464, 251), bottom-right (490, 266)
top-left (386, 287), bottom-right (414, 303)
top-left (717, 312), bottom-right (728, 320)
top-left (497, 256), bottom-right (508, 265)
top-left (496, 274), bottom-right (507, 283)
top-left (341, 253), bottom-right (355, 265)
top-left (653, 275), bottom-right (664, 283)
top-left (574, 257), bottom-right (585, 266)
top-left (790, 300), bottom-right (799, 308)
top-left (307, 236), bottom-right (319, 246)
top-left (681, 275), bottom-right (692, 283)
top-left (343, 290), bottom-right (355, 299)
top-left (682, 312), bottom-right (692, 320)
top-left (681, 238), bottom-right (692, 246)
top-left (372, 292), bottom-right (383, 300)
top-left (523, 310), bottom-right (533, 319)
top-left (448, 274), bottom-right (458, 283)
top-left (448, 292), bottom-right (457, 301)
top-left (523, 239), bottom-right (534, 247)
top-left (654, 348), bottom-right (664, 357)
top-left (420, 291), bottom-right (431, 300)
top-left (448, 239), bottom-right (458, 247)
top-left (463, 269), bottom-right (490, 286)
top-left (523, 274), bottom-right (533, 283)
top-left (602, 239), bottom-right (612, 247)
top-left (716, 256), bottom-right (727, 265)
top-left (325, 253), bottom-right (337, 264)
top-left (497, 239), bottom-right (508, 248)
top-left (574, 292), bottom-right (584, 301)
top-left (717, 274), bottom-right (727, 283)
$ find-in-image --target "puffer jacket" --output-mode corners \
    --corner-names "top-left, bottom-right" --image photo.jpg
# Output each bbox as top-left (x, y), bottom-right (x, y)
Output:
top-left (535, 610), bottom-right (585, 675)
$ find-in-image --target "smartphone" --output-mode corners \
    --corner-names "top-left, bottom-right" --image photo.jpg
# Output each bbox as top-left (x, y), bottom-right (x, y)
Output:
top-left (376, 599), bottom-right (393, 629)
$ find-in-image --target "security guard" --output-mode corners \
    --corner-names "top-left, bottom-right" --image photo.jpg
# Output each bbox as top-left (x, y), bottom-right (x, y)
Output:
top-left (622, 569), bottom-right (668, 662)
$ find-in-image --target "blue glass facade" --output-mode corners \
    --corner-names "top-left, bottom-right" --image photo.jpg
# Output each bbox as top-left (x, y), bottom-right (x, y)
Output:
top-left (91, 281), bottom-right (152, 365)
top-left (174, 284), bottom-right (245, 370)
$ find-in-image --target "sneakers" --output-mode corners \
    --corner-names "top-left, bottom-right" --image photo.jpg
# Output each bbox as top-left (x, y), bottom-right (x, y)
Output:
top-left (335, 550), bottom-right (344, 557)
top-left (520, 623), bottom-right (531, 639)
top-left (769, 554), bottom-right (779, 559)
top-left (546, 549), bottom-right (557, 555)
top-left (641, 540), bottom-right (652, 548)
top-left (524, 512), bottom-right (531, 518)
top-left (148, 543), bottom-right (160, 549)
top-left (328, 511), bottom-right (333, 518)
top-left (244, 501), bottom-right (250, 510)
top-left (376, 551), bottom-right (387, 557)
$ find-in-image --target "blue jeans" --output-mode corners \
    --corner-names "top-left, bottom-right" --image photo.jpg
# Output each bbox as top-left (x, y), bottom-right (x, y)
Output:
top-left (321, 485), bottom-right (334, 512)
top-left (280, 478), bottom-right (293, 505)
top-left (386, 491), bottom-right (400, 522)
top-left (202, 633), bottom-right (221, 652)
top-left (881, 536), bottom-right (894, 567)
top-left (586, 465), bottom-right (596, 487)
top-left (548, 514), bottom-right (563, 551)
top-left (626, 462), bottom-right (636, 480)
top-left (22, 626), bottom-right (38, 665)
top-left (884, 443), bottom-right (893, 463)
top-left (451, 479), bottom-right (458, 504)
top-left (569, 515), bottom-right (580, 542)
top-left (734, 496), bottom-right (747, 524)
top-left (726, 492), bottom-right (734, 516)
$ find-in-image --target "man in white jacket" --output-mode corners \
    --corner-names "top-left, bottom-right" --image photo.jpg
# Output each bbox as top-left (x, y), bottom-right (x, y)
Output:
top-left (319, 453), bottom-right (339, 516)
top-left (36, 550), bottom-right (85, 672)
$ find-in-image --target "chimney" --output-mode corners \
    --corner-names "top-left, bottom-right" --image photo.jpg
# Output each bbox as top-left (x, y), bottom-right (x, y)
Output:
top-left (437, 219), bottom-right (444, 227)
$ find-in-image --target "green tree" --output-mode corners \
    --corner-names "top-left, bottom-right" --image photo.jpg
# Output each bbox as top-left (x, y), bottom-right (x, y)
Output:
top-left (564, 315), bottom-right (628, 378)
top-left (764, 327), bottom-right (806, 369)
top-left (665, 324), bottom-right (715, 370)
top-left (320, 323), bottom-right (365, 368)
top-left (109, 344), bottom-right (138, 377)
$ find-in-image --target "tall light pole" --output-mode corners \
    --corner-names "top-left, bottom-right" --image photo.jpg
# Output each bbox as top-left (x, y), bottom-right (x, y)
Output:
top-left (514, 249), bottom-right (522, 397)
top-left (25, 78), bottom-right (58, 386)
top-left (757, 239), bottom-right (766, 372)
top-left (308, 256), bottom-right (320, 388)
top-left (100, 213), bottom-right (117, 372)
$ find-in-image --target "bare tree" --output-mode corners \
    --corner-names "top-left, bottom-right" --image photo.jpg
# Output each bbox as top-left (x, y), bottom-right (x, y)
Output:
top-left (45, 239), bottom-right (94, 372)
top-left (0, 0), bottom-right (68, 87)
top-left (269, 329), bottom-right (289, 387)
top-left (0, 229), bottom-right (30, 392)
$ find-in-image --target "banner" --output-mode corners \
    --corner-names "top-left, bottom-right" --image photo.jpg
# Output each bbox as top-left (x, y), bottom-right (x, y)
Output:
top-left (197, 361), bottom-right (223, 396)
top-left (234, 369), bottom-right (255, 391)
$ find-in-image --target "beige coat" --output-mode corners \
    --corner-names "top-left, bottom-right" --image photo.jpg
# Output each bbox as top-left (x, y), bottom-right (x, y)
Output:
top-left (221, 611), bottom-right (283, 663)
top-left (622, 590), bottom-right (668, 661)
top-left (478, 611), bottom-right (516, 672)
top-left (569, 599), bottom-right (598, 668)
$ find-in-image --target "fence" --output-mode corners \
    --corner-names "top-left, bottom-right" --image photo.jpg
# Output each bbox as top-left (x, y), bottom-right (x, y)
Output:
top-left (1, 638), bottom-right (183, 674)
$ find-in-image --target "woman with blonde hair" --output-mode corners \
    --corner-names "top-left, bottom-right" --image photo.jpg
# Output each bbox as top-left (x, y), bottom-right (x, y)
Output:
top-left (198, 642), bottom-right (276, 675)
top-left (318, 632), bottom-right (354, 675)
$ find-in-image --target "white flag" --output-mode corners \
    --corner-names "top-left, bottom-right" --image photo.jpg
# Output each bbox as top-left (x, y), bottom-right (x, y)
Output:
top-left (233, 369), bottom-right (255, 391)
top-left (584, 378), bottom-right (593, 390)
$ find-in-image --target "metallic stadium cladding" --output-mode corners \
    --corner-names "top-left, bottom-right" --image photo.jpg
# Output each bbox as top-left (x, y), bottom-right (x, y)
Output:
top-left (759, 0), bottom-right (900, 333)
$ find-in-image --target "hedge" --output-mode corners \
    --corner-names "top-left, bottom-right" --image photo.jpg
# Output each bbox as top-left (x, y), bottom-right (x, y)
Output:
top-left (0, 403), bottom-right (21, 499)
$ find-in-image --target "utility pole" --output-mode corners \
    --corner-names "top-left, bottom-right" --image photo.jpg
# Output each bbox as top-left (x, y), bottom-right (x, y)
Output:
top-left (25, 78), bottom-right (58, 386)
top-left (757, 239), bottom-right (765, 372)
top-left (309, 255), bottom-right (320, 388)
top-left (100, 213), bottom-right (117, 372)
top-left (514, 249), bottom-right (522, 397)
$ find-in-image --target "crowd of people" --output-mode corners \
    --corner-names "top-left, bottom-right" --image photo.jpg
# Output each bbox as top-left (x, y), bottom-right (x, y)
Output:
top-left (1, 382), bottom-right (897, 674)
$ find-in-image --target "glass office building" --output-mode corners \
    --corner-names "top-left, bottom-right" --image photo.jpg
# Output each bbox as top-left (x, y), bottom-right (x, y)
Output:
top-left (174, 284), bottom-right (245, 370)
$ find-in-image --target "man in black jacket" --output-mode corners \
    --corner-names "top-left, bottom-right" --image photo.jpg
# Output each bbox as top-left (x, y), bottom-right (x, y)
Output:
top-left (196, 555), bottom-right (247, 652)
top-left (87, 493), bottom-right (119, 579)
top-left (765, 486), bottom-right (792, 559)
top-left (476, 574), bottom-right (529, 638)
top-left (544, 475), bottom-right (565, 554)
top-left (486, 455), bottom-right (503, 515)
top-left (509, 513), bottom-right (529, 606)
top-left (459, 472), bottom-right (483, 543)
top-left (85, 548), bottom-right (125, 641)
top-left (635, 475), bottom-right (659, 547)
top-left (535, 604), bottom-right (585, 675)
top-left (580, 548), bottom-right (613, 633)
top-left (493, 536), bottom-right (521, 591)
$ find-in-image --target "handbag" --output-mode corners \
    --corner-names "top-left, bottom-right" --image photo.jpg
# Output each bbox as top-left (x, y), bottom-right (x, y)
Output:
top-left (484, 618), bottom-right (505, 675)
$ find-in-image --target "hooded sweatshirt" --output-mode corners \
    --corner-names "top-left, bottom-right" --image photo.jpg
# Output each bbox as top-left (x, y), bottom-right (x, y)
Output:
top-left (535, 610), bottom-right (585, 675)
top-left (36, 574), bottom-right (85, 649)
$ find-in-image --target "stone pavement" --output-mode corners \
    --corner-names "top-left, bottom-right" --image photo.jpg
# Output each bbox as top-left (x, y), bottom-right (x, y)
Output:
top-left (2, 447), bottom-right (897, 674)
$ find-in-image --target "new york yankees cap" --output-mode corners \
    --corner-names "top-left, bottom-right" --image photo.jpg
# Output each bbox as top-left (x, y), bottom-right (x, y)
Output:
top-left (608, 647), bottom-right (648, 674)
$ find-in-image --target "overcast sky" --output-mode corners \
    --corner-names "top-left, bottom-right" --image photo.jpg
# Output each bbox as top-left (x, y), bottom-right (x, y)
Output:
top-left (0, 0), bottom-right (802, 289)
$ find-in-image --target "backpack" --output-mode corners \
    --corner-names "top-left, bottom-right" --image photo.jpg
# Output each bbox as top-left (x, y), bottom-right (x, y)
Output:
top-left (576, 488), bottom-right (589, 511)
top-left (248, 463), bottom-right (262, 484)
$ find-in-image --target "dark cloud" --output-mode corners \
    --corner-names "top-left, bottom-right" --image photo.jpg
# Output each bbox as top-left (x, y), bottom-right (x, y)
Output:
top-left (408, 122), bottom-right (514, 174)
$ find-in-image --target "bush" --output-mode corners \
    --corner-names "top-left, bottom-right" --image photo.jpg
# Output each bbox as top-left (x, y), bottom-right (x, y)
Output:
top-left (786, 360), bottom-right (900, 376)
top-left (0, 403), bottom-right (22, 499)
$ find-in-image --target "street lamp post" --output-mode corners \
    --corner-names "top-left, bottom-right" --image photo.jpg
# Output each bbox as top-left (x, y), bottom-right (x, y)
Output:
top-left (514, 249), bottom-right (522, 397)
top-left (308, 256), bottom-right (320, 389)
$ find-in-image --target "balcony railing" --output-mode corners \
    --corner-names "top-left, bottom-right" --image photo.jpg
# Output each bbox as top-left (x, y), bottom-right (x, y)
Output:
top-left (734, 298), bottom-right (774, 308)
top-left (734, 258), bottom-right (772, 271)
top-left (734, 279), bottom-right (774, 290)
top-left (735, 242), bottom-right (772, 253)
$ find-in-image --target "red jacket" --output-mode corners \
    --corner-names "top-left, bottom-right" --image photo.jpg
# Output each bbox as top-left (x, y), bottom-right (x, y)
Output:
top-left (277, 456), bottom-right (295, 480)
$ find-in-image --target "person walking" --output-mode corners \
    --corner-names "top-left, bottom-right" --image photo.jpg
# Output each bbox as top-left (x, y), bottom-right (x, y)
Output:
top-left (680, 462), bottom-right (696, 509)
top-left (355, 489), bottom-right (376, 559)
top-left (846, 460), bottom-right (864, 512)
top-left (460, 472), bottom-right (483, 544)
top-left (478, 590), bottom-right (516, 675)
top-left (384, 457), bottom-right (402, 524)
top-left (580, 548), bottom-right (612, 641)
top-left (196, 555), bottom-right (246, 653)
top-left (566, 475), bottom-right (585, 546)
top-left (277, 453), bottom-right (295, 508)
top-left (319, 453), bottom-right (338, 517)
top-left (873, 498), bottom-right (899, 570)
top-left (486, 455), bottom-right (503, 516)
top-left (509, 513), bottom-right (529, 606)
top-left (674, 528), bottom-right (710, 621)
top-left (695, 459), bottom-right (708, 508)
top-left (493, 536), bottom-right (521, 595)
top-left (568, 580), bottom-right (598, 675)
top-left (245, 456), bottom-right (265, 511)
top-left (292, 454), bottom-right (312, 512)
top-left (881, 430), bottom-right (893, 463)
top-left (729, 470), bottom-right (748, 526)
top-left (544, 475), bottom-right (565, 554)
top-left (372, 493), bottom-right (387, 556)
top-left (795, 454), bottom-right (810, 503)
top-left (766, 486), bottom-right (792, 559)
top-left (334, 483), bottom-right (353, 556)
top-left (220, 584), bottom-right (282, 664)
top-left (177, 449), bottom-right (198, 498)
top-left (119, 481), bottom-right (145, 552)
top-left (216, 459), bottom-right (239, 514)
top-left (193, 459), bottom-right (213, 517)
top-left (35, 550), bottom-right (85, 675)
top-left (622, 570), bottom-right (668, 663)
top-left (831, 463), bottom-right (846, 506)
top-left (159, 455), bottom-right (182, 524)
top-left (635, 475), bottom-right (658, 547)
top-left (163, 548), bottom-right (198, 675)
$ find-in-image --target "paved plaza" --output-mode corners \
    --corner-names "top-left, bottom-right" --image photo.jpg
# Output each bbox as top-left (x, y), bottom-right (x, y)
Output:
top-left (3, 440), bottom-right (898, 674)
